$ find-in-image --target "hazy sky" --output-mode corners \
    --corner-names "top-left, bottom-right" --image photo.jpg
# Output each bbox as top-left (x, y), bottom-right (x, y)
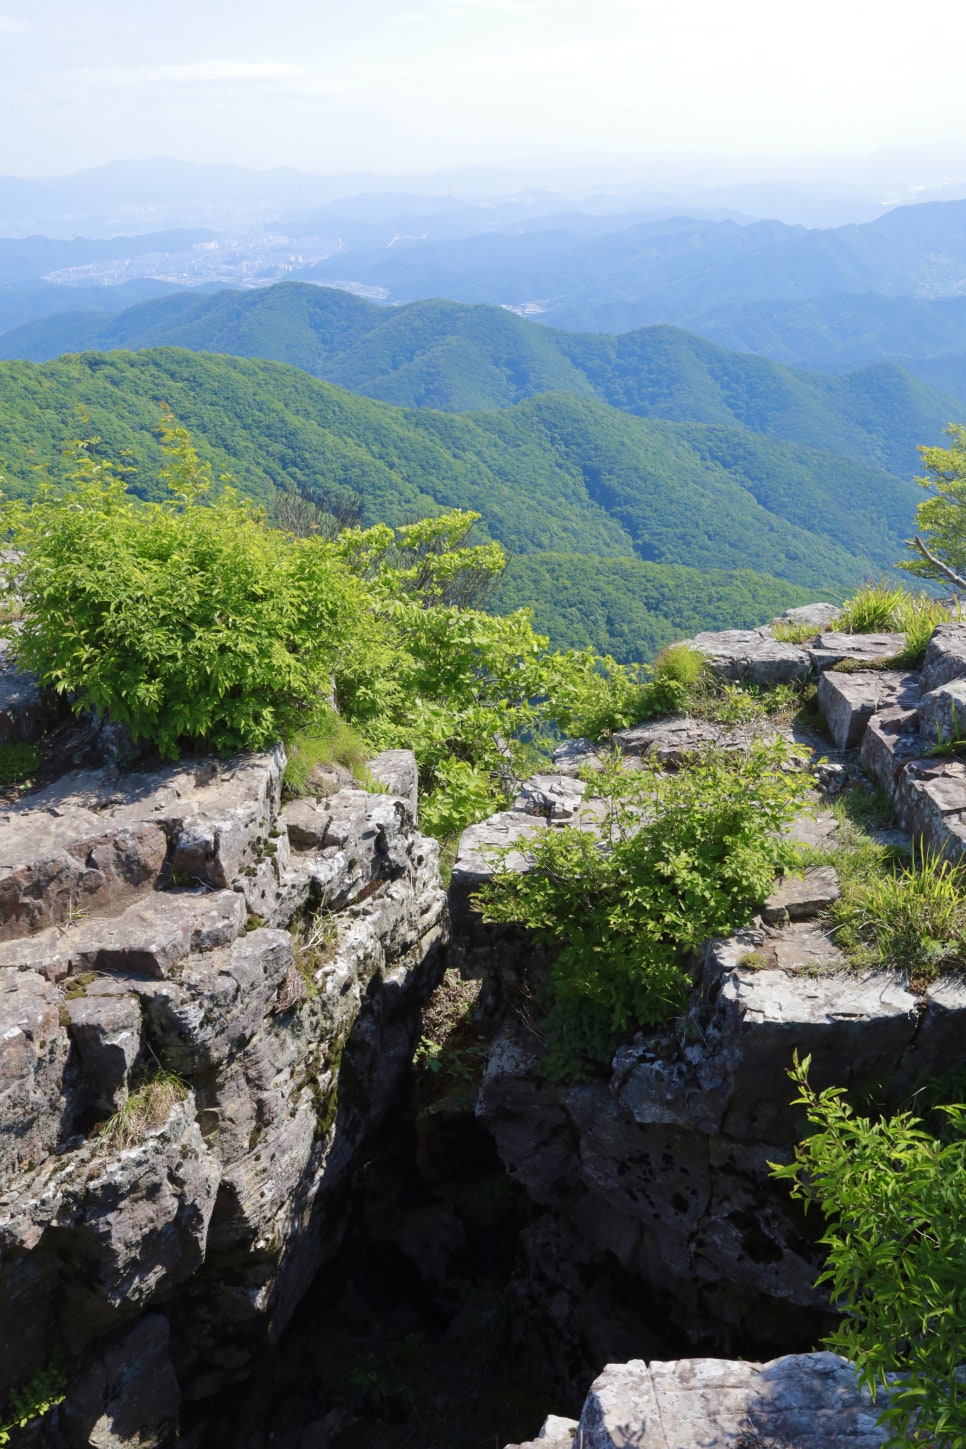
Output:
top-left (1, 0), bottom-right (965, 178)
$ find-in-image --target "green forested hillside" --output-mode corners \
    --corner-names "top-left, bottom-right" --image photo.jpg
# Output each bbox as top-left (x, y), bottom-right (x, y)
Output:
top-left (0, 347), bottom-right (901, 656)
top-left (1, 282), bottom-right (958, 477)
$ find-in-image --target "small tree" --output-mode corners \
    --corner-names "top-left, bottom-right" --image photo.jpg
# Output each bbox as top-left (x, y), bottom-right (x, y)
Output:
top-left (773, 1056), bottom-right (966, 1448)
top-left (901, 422), bottom-right (966, 591)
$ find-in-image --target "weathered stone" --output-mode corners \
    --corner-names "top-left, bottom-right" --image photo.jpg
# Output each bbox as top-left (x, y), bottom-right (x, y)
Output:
top-left (550, 737), bottom-right (600, 775)
top-left (0, 815), bottom-right (168, 941)
top-left (0, 967), bottom-right (69, 1185)
top-left (817, 669), bottom-right (920, 751)
top-left (893, 758), bottom-right (966, 858)
top-left (918, 677), bottom-right (966, 744)
top-left (142, 929), bottom-right (294, 1073)
top-left (762, 866), bottom-right (840, 923)
top-left (61, 1314), bottom-right (181, 1449)
top-left (0, 889), bottom-right (247, 983)
top-left (613, 715), bottom-right (770, 766)
top-left (0, 643), bottom-right (45, 743)
top-left (684, 628), bottom-right (810, 685)
top-left (66, 993), bottom-right (142, 1116)
top-left (508, 1352), bottom-right (889, 1449)
top-left (806, 632), bottom-right (906, 671)
top-left (860, 706), bottom-right (925, 792)
top-left (920, 620), bottom-right (966, 693)
top-left (367, 748), bottom-right (419, 818)
top-left (772, 602), bottom-right (840, 631)
top-left (512, 774), bottom-right (587, 821)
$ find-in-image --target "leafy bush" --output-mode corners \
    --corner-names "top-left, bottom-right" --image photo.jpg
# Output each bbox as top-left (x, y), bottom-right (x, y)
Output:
top-left (1, 415), bottom-right (369, 757)
top-left (1, 417), bottom-right (654, 840)
top-left (477, 741), bottom-right (809, 1051)
top-left (0, 1357), bottom-right (66, 1444)
top-left (773, 1055), bottom-right (966, 1449)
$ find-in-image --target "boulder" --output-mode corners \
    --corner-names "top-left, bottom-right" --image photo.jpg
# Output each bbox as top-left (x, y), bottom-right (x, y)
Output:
top-left (367, 748), bottom-right (419, 819)
top-left (860, 706), bottom-right (925, 792)
top-left (920, 621), bottom-right (966, 693)
top-left (817, 669), bottom-right (920, 751)
top-left (918, 677), bottom-right (966, 744)
top-left (0, 967), bottom-right (70, 1183)
top-left (61, 1314), bottom-right (181, 1449)
top-left (684, 628), bottom-right (810, 686)
top-left (772, 603), bottom-right (840, 631)
top-left (762, 866), bottom-right (840, 923)
top-left (506, 1352), bottom-right (888, 1449)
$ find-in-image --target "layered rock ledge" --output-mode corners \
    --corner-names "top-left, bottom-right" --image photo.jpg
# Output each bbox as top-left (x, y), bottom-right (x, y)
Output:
top-left (0, 738), bottom-right (447, 1445)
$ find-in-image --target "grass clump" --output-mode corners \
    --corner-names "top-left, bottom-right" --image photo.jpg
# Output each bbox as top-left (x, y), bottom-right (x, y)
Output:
top-left (0, 740), bottom-right (41, 786)
top-left (771, 618), bottom-right (823, 645)
top-left (101, 1071), bottom-right (189, 1148)
top-left (834, 581), bottom-right (950, 666)
top-left (831, 845), bottom-right (966, 984)
top-left (284, 711), bottom-right (369, 798)
top-left (413, 968), bottom-right (487, 1093)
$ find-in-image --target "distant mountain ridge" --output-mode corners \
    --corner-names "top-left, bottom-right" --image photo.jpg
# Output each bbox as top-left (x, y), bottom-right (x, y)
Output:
top-left (0, 281), bottom-right (959, 478)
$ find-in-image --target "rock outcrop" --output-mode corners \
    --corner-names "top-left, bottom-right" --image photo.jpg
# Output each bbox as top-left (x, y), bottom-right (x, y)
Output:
top-left (0, 738), bottom-right (447, 1445)
top-left (455, 608), bottom-right (966, 1364)
top-left (507, 1352), bottom-right (889, 1448)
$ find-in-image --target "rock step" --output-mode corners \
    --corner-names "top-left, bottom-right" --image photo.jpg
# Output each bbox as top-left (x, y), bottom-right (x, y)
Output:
top-left (505, 1353), bottom-right (888, 1448)
top-left (818, 669), bottom-right (920, 752)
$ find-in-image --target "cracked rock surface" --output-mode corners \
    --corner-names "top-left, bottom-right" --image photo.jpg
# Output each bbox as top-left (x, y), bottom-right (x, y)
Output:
top-left (0, 738), bottom-right (447, 1447)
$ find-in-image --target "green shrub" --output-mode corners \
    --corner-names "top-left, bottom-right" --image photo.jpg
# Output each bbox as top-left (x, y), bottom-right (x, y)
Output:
top-left (773, 1055), bottom-right (966, 1449)
top-left (477, 741), bottom-right (809, 1051)
top-left (0, 1357), bottom-right (66, 1444)
top-left (1, 415), bottom-right (368, 758)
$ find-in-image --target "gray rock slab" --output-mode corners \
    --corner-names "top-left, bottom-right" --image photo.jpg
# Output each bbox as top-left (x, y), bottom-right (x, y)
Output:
top-left (918, 677), bottom-right (966, 744)
top-left (920, 621), bottom-right (966, 693)
top-left (893, 758), bottom-right (966, 859)
top-left (806, 632), bottom-right (906, 671)
top-left (762, 867), bottom-right (840, 923)
top-left (0, 967), bottom-right (69, 1186)
top-left (61, 1313), bottom-right (181, 1449)
top-left (0, 889), bottom-right (246, 982)
top-left (550, 737), bottom-right (601, 775)
top-left (366, 748), bottom-right (419, 818)
top-left (685, 627), bottom-right (810, 686)
top-left (784, 808), bottom-right (840, 850)
top-left (66, 992), bottom-right (141, 1115)
top-left (454, 811), bottom-right (546, 890)
top-left (860, 707), bottom-right (925, 793)
top-left (772, 602), bottom-right (840, 630)
top-left (818, 669), bottom-right (920, 751)
top-left (142, 928), bottom-right (294, 1072)
top-left (512, 774), bottom-right (587, 821)
top-left (614, 715), bottom-right (770, 766)
top-left (559, 1352), bottom-right (887, 1449)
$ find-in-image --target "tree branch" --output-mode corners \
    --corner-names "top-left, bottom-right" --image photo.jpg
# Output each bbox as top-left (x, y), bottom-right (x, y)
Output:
top-left (907, 535), bottom-right (966, 592)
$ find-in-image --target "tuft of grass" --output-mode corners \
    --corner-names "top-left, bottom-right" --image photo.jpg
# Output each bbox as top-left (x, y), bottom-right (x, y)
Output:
top-left (291, 910), bottom-right (338, 996)
top-left (838, 786), bottom-right (894, 832)
top-left (284, 709), bottom-right (370, 798)
top-left (834, 581), bottom-right (950, 667)
top-left (0, 740), bottom-right (42, 786)
top-left (829, 843), bottom-right (966, 984)
top-left (771, 620), bottom-right (822, 645)
top-left (653, 642), bottom-right (707, 689)
top-left (101, 1071), bottom-right (189, 1148)
top-left (413, 967), bottom-right (487, 1094)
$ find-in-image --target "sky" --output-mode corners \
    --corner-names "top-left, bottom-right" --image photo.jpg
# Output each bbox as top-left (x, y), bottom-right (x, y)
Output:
top-left (1, 0), bottom-right (965, 181)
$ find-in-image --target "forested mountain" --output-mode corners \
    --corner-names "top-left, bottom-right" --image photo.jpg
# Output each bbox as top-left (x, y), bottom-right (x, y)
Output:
top-left (0, 348), bottom-right (918, 656)
top-left (2, 282), bottom-right (958, 478)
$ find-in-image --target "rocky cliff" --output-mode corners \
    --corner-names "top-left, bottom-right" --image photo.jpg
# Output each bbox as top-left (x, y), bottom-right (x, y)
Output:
top-left (0, 696), bottom-right (447, 1445)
